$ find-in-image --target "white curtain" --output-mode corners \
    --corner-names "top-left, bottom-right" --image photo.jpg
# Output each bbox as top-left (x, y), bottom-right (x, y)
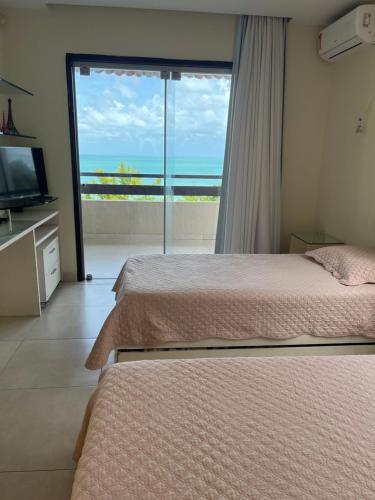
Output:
top-left (215, 15), bottom-right (287, 254)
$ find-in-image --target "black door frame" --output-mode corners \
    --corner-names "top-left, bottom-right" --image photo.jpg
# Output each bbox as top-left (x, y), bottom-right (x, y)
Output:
top-left (66, 53), bottom-right (232, 281)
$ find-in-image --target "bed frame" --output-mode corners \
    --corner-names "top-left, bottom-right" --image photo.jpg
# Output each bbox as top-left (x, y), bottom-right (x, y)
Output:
top-left (116, 335), bottom-right (375, 362)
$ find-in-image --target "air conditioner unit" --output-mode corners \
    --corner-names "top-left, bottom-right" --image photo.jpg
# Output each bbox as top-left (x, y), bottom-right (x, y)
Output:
top-left (319, 5), bottom-right (375, 62)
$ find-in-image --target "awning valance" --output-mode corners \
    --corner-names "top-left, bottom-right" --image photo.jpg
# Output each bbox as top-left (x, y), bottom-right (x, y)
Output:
top-left (75, 67), bottom-right (231, 80)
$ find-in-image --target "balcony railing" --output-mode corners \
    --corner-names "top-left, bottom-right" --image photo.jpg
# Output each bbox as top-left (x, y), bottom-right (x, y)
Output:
top-left (80, 172), bottom-right (222, 197)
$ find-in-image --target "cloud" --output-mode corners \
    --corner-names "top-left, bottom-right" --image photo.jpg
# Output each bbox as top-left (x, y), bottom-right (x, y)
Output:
top-left (116, 82), bottom-right (136, 99)
top-left (76, 73), bottom-right (230, 156)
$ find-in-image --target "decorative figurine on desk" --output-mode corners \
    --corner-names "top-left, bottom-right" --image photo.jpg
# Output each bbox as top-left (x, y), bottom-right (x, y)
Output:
top-left (6, 98), bottom-right (19, 135)
top-left (1, 111), bottom-right (7, 134)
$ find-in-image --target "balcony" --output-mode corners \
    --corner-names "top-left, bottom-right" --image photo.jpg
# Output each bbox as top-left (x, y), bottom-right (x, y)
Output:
top-left (81, 172), bottom-right (221, 278)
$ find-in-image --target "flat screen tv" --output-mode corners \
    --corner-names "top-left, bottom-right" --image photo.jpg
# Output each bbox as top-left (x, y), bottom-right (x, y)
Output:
top-left (0, 147), bottom-right (48, 201)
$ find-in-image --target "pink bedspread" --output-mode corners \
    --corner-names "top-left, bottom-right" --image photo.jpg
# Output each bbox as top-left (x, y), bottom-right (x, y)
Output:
top-left (72, 356), bottom-right (375, 499)
top-left (86, 254), bottom-right (375, 369)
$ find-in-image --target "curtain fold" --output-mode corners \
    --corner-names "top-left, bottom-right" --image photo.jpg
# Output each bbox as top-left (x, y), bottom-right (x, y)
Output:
top-left (215, 15), bottom-right (287, 254)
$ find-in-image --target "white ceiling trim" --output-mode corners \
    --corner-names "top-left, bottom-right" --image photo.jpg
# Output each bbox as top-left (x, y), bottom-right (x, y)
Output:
top-left (0, 0), bottom-right (366, 26)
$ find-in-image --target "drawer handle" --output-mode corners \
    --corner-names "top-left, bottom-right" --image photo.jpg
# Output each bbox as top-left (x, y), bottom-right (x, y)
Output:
top-left (49, 247), bottom-right (56, 255)
top-left (50, 268), bottom-right (57, 275)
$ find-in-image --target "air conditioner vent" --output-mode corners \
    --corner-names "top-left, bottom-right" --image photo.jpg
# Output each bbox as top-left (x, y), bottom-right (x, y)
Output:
top-left (319, 5), bottom-right (375, 62)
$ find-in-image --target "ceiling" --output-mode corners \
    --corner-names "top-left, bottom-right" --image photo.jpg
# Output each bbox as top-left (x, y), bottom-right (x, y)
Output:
top-left (0, 0), bottom-right (367, 26)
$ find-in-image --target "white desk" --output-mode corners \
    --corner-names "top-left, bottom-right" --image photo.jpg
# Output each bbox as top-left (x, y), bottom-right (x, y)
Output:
top-left (0, 209), bottom-right (60, 316)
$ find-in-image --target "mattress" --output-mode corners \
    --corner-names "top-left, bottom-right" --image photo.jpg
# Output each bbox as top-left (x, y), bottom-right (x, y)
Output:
top-left (72, 356), bottom-right (375, 499)
top-left (86, 254), bottom-right (375, 369)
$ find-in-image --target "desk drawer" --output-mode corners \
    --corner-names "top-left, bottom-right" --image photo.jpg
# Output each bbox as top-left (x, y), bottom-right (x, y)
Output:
top-left (42, 237), bottom-right (60, 272)
top-left (37, 235), bottom-right (61, 303)
top-left (44, 263), bottom-right (61, 300)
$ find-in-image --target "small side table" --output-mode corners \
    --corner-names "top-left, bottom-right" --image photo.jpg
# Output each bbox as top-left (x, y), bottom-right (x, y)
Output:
top-left (289, 231), bottom-right (344, 253)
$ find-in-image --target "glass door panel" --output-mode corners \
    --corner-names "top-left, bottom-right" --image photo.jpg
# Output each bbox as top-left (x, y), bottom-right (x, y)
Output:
top-left (164, 72), bottom-right (231, 254)
top-left (75, 66), bottom-right (165, 278)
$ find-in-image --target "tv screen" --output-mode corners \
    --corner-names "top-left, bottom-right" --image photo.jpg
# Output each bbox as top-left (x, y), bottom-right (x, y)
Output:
top-left (0, 147), bottom-right (43, 199)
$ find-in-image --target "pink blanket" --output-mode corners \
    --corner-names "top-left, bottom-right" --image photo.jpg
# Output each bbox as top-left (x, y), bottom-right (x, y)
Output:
top-left (86, 254), bottom-right (375, 369)
top-left (72, 356), bottom-right (375, 499)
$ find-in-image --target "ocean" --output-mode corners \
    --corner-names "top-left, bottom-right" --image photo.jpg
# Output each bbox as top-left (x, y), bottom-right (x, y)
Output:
top-left (79, 154), bottom-right (223, 186)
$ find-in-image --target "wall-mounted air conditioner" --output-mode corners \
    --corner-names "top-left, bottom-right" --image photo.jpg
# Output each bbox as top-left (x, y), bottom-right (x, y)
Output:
top-left (319, 5), bottom-right (375, 62)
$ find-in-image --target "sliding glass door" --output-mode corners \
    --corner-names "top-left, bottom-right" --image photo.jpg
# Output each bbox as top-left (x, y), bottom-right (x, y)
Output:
top-left (164, 71), bottom-right (231, 254)
top-left (69, 56), bottom-right (231, 279)
top-left (164, 73), bottom-right (176, 255)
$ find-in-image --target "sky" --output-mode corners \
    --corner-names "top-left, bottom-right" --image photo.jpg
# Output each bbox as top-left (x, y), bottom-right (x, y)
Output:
top-left (75, 69), bottom-right (231, 158)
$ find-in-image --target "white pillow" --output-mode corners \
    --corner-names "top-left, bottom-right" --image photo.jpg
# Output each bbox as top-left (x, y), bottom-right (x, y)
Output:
top-left (306, 245), bottom-right (375, 286)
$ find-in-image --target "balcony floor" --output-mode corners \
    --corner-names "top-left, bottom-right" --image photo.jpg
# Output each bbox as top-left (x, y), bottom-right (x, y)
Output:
top-left (84, 238), bottom-right (215, 279)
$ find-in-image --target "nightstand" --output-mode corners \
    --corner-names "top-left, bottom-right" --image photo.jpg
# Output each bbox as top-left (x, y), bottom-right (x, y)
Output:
top-left (289, 231), bottom-right (344, 253)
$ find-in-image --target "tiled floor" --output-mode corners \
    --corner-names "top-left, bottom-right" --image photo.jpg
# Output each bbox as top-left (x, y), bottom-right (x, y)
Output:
top-left (0, 279), bottom-right (116, 500)
top-left (84, 238), bottom-right (215, 278)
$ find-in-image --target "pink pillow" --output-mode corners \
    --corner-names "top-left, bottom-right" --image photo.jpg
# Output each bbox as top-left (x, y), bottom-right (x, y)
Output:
top-left (305, 245), bottom-right (375, 286)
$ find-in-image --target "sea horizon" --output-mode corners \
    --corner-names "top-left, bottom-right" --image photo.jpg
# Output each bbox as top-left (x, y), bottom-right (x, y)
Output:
top-left (79, 153), bottom-right (224, 186)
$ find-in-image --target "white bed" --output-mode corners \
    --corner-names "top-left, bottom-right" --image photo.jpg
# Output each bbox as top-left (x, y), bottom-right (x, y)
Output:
top-left (73, 355), bottom-right (375, 499)
top-left (85, 252), bottom-right (375, 368)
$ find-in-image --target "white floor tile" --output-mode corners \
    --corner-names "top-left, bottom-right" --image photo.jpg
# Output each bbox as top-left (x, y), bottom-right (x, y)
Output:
top-left (47, 282), bottom-right (116, 309)
top-left (0, 339), bottom-right (99, 389)
top-left (84, 239), bottom-right (214, 279)
top-left (84, 278), bottom-right (116, 286)
top-left (28, 306), bottom-right (110, 340)
top-left (0, 386), bottom-right (94, 472)
top-left (0, 282), bottom-right (113, 479)
top-left (0, 342), bottom-right (21, 371)
top-left (0, 317), bottom-right (39, 342)
top-left (0, 470), bottom-right (74, 500)
top-left (84, 240), bottom-right (159, 279)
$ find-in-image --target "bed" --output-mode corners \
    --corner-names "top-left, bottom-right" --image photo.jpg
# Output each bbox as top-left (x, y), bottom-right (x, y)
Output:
top-left (85, 252), bottom-right (375, 369)
top-left (72, 355), bottom-right (375, 499)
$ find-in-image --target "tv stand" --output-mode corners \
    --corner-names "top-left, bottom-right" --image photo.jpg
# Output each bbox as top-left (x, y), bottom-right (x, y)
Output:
top-left (0, 196), bottom-right (58, 210)
top-left (0, 209), bottom-right (60, 316)
top-left (1, 209), bottom-right (13, 233)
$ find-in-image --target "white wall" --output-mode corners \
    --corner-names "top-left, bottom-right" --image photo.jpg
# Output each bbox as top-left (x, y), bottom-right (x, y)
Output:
top-left (0, 7), bottom-right (332, 277)
top-left (317, 47), bottom-right (375, 247)
top-left (0, 14), bottom-right (4, 75)
top-left (281, 24), bottom-right (332, 251)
